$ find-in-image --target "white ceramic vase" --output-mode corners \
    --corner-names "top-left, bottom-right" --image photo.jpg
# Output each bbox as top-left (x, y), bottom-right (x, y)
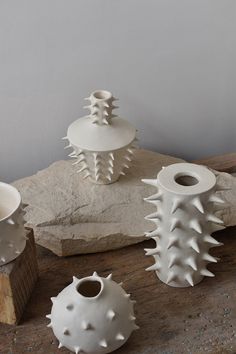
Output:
top-left (0, 182), bottom-right (27, 266)
top-left (46, 272), bottom-right (138, 354)
top-left (63, 90), bottom-right (138, 184)
top-left (142, 163), bottom-right (226, 288)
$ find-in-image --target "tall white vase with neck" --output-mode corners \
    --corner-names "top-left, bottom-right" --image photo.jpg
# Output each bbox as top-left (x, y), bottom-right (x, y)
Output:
top-left (0, 182), bottom-right (27, 266)
top-left (63, 90), bottom-right (138, 184)
top-left (142, 163), bottom-right (226, 288)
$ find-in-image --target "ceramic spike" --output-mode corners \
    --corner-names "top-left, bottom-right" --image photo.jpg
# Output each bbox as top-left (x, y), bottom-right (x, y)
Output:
top-left (142, 163), bottom-right (228, 288)
top-left (0, 182), bottom-right (27, 266)
top-left (63, 90), bottom-right (138, 184)
top-left (46, 273), bottom-right (138, 353)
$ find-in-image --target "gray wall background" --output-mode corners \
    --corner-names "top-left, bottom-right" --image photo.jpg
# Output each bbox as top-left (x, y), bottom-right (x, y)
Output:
top-left (0, 0), bottom-right (235, 182)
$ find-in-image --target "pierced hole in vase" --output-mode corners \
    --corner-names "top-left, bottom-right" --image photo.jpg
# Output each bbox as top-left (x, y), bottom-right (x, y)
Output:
top-left (77, 279), bottom-right (102, 298)
top-left (93, 90), bottom-right (112, 100)
top-left (175, 174), bottom-right (199, 187)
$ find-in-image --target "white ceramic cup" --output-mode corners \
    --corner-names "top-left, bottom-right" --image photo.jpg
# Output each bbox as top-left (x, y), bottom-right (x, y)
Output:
top-left (0, 182), bottom-right (26, 266)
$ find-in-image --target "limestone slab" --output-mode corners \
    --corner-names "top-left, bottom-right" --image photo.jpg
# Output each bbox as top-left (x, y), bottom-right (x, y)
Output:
top-left (12, 149), bottom-right (236, 256)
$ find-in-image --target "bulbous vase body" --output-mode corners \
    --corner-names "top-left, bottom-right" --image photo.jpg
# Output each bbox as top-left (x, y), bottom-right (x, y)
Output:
top-left (46, 273), bottom-right (138, 353)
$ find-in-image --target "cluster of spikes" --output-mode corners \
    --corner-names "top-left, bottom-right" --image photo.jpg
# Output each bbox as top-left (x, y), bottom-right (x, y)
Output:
top-left (142, 176), bottom-right (227, 286)
top-left (46, 272), bottom-right (139, 353)
top-left (83, 94), bottom-right (119, 125)
top-left (0, 203), bottom-right (28, 263)
top-left (62, 138), bottom-right (138, 183)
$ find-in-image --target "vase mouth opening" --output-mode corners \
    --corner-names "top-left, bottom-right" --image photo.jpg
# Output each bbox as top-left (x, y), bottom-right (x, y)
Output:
top-left (174, 173), bottom-right (199, 187)
top-left (0, 182), bottom-right (21, 222)
top-left (76, 278), bottom-right (103, 299)
top-left (92, 90), bottom-right (112, 101)
top-left (158, 163), bottom-right (216, 195)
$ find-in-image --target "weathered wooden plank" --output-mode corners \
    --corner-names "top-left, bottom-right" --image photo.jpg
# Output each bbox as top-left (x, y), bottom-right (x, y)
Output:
top-left (194, 152), bottom-right (236, 173)
top-left (0, 228), bottom-right (38, 325)
top-left (0, 226), bottom-right (235, 353)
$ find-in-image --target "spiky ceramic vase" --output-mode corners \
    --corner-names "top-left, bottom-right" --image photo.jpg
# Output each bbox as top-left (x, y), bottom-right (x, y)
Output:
top-left (46, 272), bottom-right (138, 354)
top-left (142, 163), bottom-right (226, 288)
top-left (63, 90), bottom-right (138, 184)
top-left (0, 182), bottom-right (27, 266)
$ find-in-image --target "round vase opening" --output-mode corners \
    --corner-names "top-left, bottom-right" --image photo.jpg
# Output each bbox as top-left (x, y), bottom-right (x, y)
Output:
top-left (0, 183), bottom-right (21, 221)
top-left (77, 279), bottom-right (102, 298)
top-left (92, 90), bottom-right (112, 100)
top-left (174, 173), bottom-right (199, 187)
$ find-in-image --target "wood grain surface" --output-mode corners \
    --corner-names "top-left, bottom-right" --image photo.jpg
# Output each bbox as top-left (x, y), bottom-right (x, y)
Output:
top-left (0, 229), bottom-right (38, 325)
top-left (194, 152), bottom-right (236, 173)
top-left (0, 154), bottom-right (235, 354)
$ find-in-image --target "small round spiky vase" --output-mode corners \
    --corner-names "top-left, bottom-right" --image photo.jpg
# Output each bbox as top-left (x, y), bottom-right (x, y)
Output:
top-left (63, 90), bottom-right (138, 184)
top-left (46, 272), bottom-right (138, 354)
top-left (142, 163), bottom-right (226, 288)
top-left (0, 182), bottom-right (27, 266)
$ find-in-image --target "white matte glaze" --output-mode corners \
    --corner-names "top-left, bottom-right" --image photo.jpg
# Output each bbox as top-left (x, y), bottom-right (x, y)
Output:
top-left (0, 182), bottom-right (27, 266)
top-left (63, 90), bottom-right (138, 184)
top-left (46, 273), bottom-right (138, 354)
top-left (142, 163), bottom-right (227, 287)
